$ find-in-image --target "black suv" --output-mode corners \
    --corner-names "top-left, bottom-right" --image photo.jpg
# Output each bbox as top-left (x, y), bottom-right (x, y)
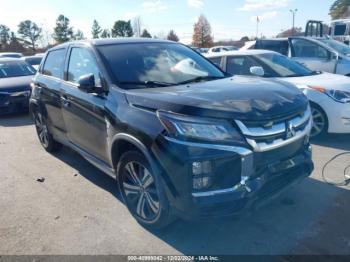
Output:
top-left (30, 39), bottom-right (314, 228)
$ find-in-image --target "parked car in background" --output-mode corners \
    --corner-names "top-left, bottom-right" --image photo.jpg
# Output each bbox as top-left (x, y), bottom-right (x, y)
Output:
top-left (189, 46), bottom-right (209, 54)
top-left (30, 38), bottom-right (313, 228)
top-left (0, 52), bottom-right (23, 58)
top-left (247, 37), bottom-right (350, 76)
top-left (0, 58), bottom-right (35, 114)
top-left (35, 53), bottom-right (46, 57)
top-left (21, 55), bottom-right (44, 70)
top-left (206, 49), bottom-right (350, 137)
top-left (208, 46), bottom-right (238, 54)
top-left (329, 18), bottom-right (350, 45)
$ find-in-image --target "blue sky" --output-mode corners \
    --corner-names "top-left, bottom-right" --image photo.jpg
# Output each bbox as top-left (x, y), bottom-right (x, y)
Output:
top-left (1, 0), bottom-right (335, 44)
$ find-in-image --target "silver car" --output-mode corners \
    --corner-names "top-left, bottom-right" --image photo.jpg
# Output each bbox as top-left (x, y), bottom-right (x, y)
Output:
top-left (247, 37), bottom-right (350, 76)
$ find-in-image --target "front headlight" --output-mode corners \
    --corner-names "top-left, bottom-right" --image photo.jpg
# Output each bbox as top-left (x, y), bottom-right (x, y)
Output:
top-left (326, 90), bottom-right (350, 103)
top-left (307, 86), bottom-right (350, 103)
top-left (157, 110), bottom-right (244, 144)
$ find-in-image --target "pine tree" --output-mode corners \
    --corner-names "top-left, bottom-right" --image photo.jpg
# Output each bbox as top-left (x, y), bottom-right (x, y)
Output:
top-left (167, 29), bottom-right (179, 42)
top-left (101, 29), bottom-right (111, 38)
top-left (91, 20), bottom-right (102, 39)
top-left (53, 15), bottom-right (74, 43)
top-left (0, 24), bottom-right (10, 46)
top-left (141, 29), bottom-right (152, 38)
top-left (111, 20), bottom-right (133, 37)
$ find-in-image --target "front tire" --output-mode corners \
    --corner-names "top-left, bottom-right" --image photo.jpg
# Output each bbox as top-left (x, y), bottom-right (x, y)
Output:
top-left (117, 150), bottom-right (173, 229)
top-left (310, 103), bottom-right (328, 138)
top-left (33, 110), bottom-right (62, 152)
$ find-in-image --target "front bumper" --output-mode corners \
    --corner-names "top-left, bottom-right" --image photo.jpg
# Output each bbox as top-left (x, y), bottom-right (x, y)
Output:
top-left (0, 91), bottom-right (30, 115)
top-left (153, 111), bottom-right (313, 219)
top-left (318, 98), bottom-right (350, 133)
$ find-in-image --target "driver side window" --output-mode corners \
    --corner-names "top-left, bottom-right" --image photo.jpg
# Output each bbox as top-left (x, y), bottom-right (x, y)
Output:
top-left (291, 39), bottom-right (329, 59)
top-left (67, 47), bottom-right (102, 87)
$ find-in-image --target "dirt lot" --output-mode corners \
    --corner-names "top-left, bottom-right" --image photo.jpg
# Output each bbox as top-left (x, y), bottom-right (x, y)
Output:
top-left (0, 113), bottom-right (350, 255)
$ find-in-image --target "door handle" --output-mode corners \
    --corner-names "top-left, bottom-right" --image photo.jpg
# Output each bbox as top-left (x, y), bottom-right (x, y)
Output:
top-left (61, 96), bottom-right (70, 107)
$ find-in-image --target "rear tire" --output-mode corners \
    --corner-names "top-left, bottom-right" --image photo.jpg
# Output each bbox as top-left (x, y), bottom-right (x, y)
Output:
top-left (33, 109), bottom-right (62, 152)
top-left (117, 150), bottom-right (174, 229)
top-left (310, 103), bottom-right (328, 138)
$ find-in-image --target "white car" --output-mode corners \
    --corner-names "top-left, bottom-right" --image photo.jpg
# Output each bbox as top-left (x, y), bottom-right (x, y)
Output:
top-left (208, 46), bottom-right (237, 54)
top-left (206, 50), bottom-right (350, 137)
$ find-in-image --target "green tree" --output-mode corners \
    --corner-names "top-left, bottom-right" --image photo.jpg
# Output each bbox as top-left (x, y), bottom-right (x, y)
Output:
top-left (101, 29), bottom-right (111, 38)
top-left (0, 24), bottom-right (10, 46)
top-left (73, 30), bottom-right (85, 40)
top-left (17, 20), bottom-right (42, 50)
top-left (111, 20), bottom-right (133, 37)
top-left (91, 19), bottom-right (102, 39)
top-left (141, 29), bottom-right (152, 38)
top-left (53, 15), bottom-right (73, 43)
top-left (330, 0), bottom-right (350, 19)
top-left (240, 36), bottom-right (250, 42)
top-left (192, 15), bottom-right (213, 48)
top-left (167, 29), bottom-right (179, 42)
top-left (9, 32), bottom-right (24, 52)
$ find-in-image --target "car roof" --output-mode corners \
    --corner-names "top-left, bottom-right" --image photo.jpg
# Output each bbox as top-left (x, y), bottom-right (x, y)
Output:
top-left (50, 38), bottom-right (176, 50)
top-left (0, 52), bottom-right (23, 55)
top-left (22, 55), bottom-right (43, 59)
top-left (206, 49), bottom-right (278, 58)
top-left (0, 57), bottom-right (23, 62)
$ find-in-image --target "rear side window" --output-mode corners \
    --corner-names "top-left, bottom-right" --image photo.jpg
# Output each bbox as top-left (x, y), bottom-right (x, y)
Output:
top-left (42, 49), bottom-right (66, 79)
top-left (209, 57), bottom-right (222, 67)
top-left (255, 40), bottom-right (289, 56)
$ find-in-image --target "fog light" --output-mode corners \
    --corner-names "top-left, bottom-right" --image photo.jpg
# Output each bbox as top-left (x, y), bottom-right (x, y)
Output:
top-left (193, 177), bottom-right (212, 190)
top-left (192, 161), bottom-right (212, 175)
top-left (192, 161), bottom-right (213, 190)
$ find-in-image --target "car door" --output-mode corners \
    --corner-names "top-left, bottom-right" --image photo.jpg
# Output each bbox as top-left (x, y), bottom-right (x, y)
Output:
top-left (34, 48), bottom-right (67, 141)
top-left (60, 45), bottom-right (109, 162)
top-left (289, 38), bottom-right (336, 73)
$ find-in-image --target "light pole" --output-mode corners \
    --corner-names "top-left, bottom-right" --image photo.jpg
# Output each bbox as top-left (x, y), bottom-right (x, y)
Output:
top-left (290, 9), bottom-right (298, 36)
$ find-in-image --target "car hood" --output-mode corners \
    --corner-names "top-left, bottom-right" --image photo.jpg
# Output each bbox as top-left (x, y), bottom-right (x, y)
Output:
top-left (0, 75), bottom-right (33, 93)
top-left (280, 72), bottom-right (350, 92)
top-left (125, 76), bottom-right (308, 121)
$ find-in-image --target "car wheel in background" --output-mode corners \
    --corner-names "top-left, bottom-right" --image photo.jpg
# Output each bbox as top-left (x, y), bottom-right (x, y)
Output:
top-left (33, 110), bottom-right (62, 152)
top-left (310, 103), bottom-right (328, 138)
top-left (117, 150), bottom-right (174, 229)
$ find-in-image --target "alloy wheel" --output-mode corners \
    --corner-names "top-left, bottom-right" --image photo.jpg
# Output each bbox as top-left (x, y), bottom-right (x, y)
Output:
top-left (34, 112), bottom-right (50, 148)
top-left (311, 106), bottom-right (326, 137)
top-left (122, 161), bottom-right (160, 221)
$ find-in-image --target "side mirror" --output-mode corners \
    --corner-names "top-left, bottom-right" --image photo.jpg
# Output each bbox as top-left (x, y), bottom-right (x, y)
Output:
top-left (77, 73), bottom-right (96, 93)
top-left (250, 66), bottom-right (265, 77)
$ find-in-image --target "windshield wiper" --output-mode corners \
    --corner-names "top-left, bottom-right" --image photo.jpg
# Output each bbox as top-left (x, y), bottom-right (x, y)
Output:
top-left (118, 80), bottom-right (175, 88)
top-left (177, 76), bottom-right (226, 85)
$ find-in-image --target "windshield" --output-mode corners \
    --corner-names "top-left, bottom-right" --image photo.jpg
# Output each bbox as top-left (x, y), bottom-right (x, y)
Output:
top-left (319, 39), bottom-right (350, 55)
top-left (97, 42), bottom-right (225, 89)
top-left (255, 53), bottom-right (315, 77)
top-left (0, 61), bottom-right (36, 78)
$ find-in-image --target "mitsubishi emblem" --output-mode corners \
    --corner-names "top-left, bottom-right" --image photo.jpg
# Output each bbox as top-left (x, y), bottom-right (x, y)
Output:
top-left (286, 122), bottom-right (296, 139)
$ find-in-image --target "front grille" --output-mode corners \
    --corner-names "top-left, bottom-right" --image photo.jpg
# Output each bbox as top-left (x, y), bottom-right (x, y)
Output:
top-left (235, 106), bottom-right (312, 152)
